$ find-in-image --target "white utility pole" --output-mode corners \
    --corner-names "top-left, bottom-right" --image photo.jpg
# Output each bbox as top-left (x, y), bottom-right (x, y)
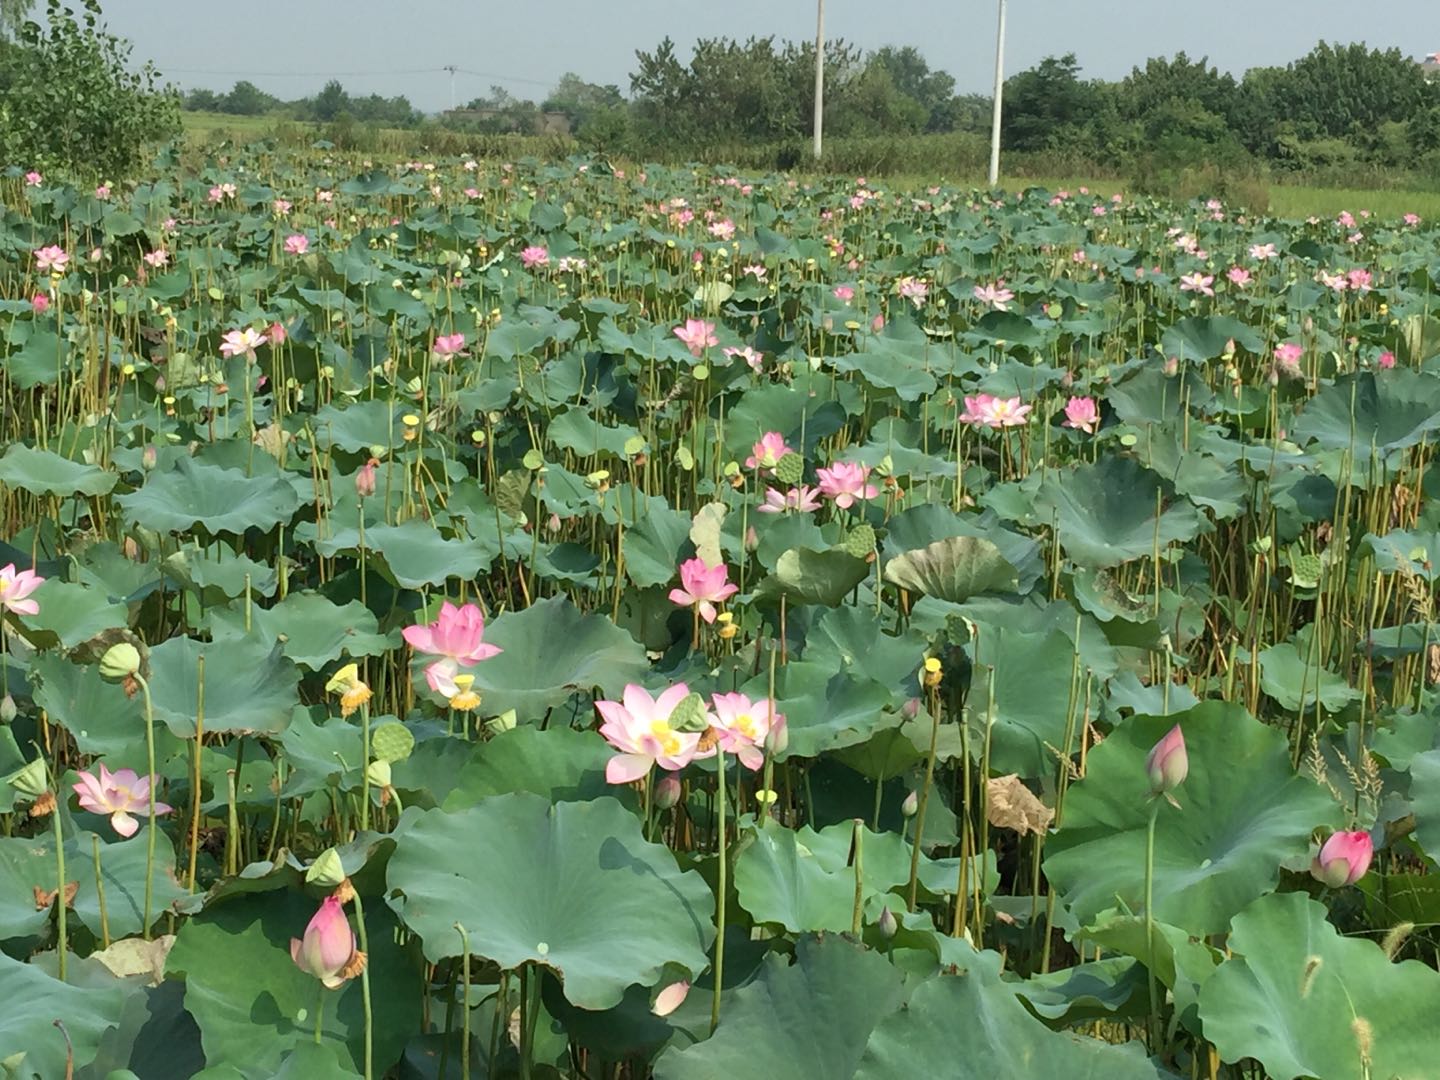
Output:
top-left (813, 0), bottom-right (825, 160)
top-left (444, 65), bottom-right (457, 112)
top-left (987, 0), bottom-right (1007, 186)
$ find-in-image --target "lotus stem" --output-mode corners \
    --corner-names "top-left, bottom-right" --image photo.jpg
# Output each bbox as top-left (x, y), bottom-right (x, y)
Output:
top-left (455, 923), bottom-right (471, 1080)
top-left (134, 672), bottom-right (158, 940)
top-left (92, 834), bottom-right (109, 949)
top-left (1144, 798), bottom-right (1162, 1055)
top-left (710, 750), bottom-right (728, 1035)
top-left (351, 890), bottom-right (373, 1079)
top-left (53, 794), bottom-right (67, 981)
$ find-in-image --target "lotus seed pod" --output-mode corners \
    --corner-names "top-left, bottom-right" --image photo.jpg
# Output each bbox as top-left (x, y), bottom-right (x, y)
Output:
top-left (306, 847), bottom-right (346, 888)
top-left (99, 642), bottom-right (142, 680)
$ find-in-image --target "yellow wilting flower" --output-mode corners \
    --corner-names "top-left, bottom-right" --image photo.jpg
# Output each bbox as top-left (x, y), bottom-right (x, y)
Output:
top-left (448, 673), bottom-right (481, 712)
top-left (325, 663), bottom-right (372, 717)
top-left (921, 656), bottom-right (943, 689)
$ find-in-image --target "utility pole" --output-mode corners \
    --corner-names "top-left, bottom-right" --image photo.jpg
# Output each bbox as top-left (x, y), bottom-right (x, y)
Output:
top-left (813, 0), bottom-right (825, 161)
top-left (443, 65), bottom-right (457, 112)
top-left (987, 0), bottom-right (1006, 186)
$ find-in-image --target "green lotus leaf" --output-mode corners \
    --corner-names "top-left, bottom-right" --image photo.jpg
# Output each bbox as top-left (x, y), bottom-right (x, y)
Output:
top-left (882, 504), bottom-right (1044, 594)
top-left (548, 407), bottom-right (642, 457)
top-left (803, 605), bottom-right (927, 696)
top-left (855, 956), bottom-right (1168, 1079)
top-left (753, 547), bottom-right (870, 608)
top-left (1044, 702), bottom-right (1341, 935)
top-left (117, 458), bottom-right (301, 535)
top-left (623, 502), bottom-right (693, 588)
top-left (0, 950), bottom-right (127, 1078)
top-left (745, 662), bottom-right (894, 759)
top-left (1199, 892), bottom-right (1440, 1080)
top-left (147, 636), bottom-right (301, 737)
top-left (468, 596), bottom-right (649, 720)
top-left (386, 793), bottom-right (714, 1010)
top-left (18, 579), bottom-right (129, 650)
top-left (1034, 456), bottom-right (1205, 569)
top-left (443, 726), bottom-right (618, 809)
top-left (1014, 957), bottom-right (1146, 1024)
top-left (161, 544), bottom-right (279, 599)
top-left (207, 591), bottom-right (396, 670)
top-left (1361, 527), bottom-right (1440, 581)
top-left (363, 520), bottom-right (496, 588)
top-left (1159, 315), bottom-right (1262, 363)
top-left (278, 709), bottom-right (363, 798)
top-left (968, 626), bottom-right (1086, 778)
top-left (1408, 748), bottom-right (1440, 862)
top-left (0, 443), bottom-right (115, 497)
top-left (309, 397), bottom-right (407, 453)
top-left (1292, 370), bottom-right (1440, 484)
top-left (883, 535), bottom-right (1019, 603)
top-left (29, 652), bottom-right (183, 769)
top-left (1079, 910), bottom-right (1220, 1033)
top-left (1257, 640), bottom-right (1362, 713)
top-left (653, 936), bottom-right (906, 1080)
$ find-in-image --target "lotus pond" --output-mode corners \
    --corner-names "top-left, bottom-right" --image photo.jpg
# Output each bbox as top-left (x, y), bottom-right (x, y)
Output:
top-left (0, 155), bottom-right (1438, 1078)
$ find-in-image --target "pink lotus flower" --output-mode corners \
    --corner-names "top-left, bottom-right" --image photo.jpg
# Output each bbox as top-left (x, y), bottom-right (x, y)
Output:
top-left (1249, 243), bottom-right (1278, 260)
top-left (403, 601), bottom-right (502, 667)
top-left (723, 346), bottom-right (763, 371)
top-left (973, 282), bottom-right (1015, 310)
top-left (355, 458), bottom-right (377, 497)
top-left (433, 333), bottom-right (466, 358)
top-left (1226, 267), bottom-right (1251, 287)
top-left (709, 692), bottom-right (783, 770)
top-left (520, 245), bottom-right (549, 269)
top-left (1404, 213), bottom-right (1421, 226)
top-left (207, 183), bottom-right (236, 203)
top-left (833, 285), bottom-right (855, 303)
top-left (94, 184), bottom-right (111, 200)
top-left (1311, 829), bottom-right (1372, 887)
top-left (1063, 396), bottom-right (1099, 434)
top-left (33, 246), bottom-right (68, 274)
top-left (1273, 342), bottom-right (1303, 378)
top-left (219, 327), bottom-right (266, 359)
top-left (1338, 210), bottom-right (1356, 229)
top-left (1179, 272), bottom-right (1215, 297)
top-left (897, 276), bottom-right (929, 307)
top-left (0, 563), bottom-right (43, 615)
top-left (142, 249), bottom-right (169, 269)
top-left (742, 264), bottom-right (767, 281)
top-left (1378, 350), bottom-right (1397, 370)
top-left (746, 432), bottom-right (793, 471)
top-left (960, 394), bottom-right (1032, 428)
top-left (283, 233), bottom-right (309, 255)
top-left (816, 461), bottom-right (878, 509)
top-left (72, 764), bottom-right (172, 838)
top-left (267, 321), bottom-right (287, 345)
top-left (23, 171), bottom-right (42, 187)
top-left (290, 896), bottom-right (357, 989)
top-left (673, 319), bottom-right (717, 357)
top-left (316, 189), bottom-right (334, 203)
top-left (1345, 268), bottom-right (1372, 293)
top-left (757, 485), bottom-right (823, 514)
top-left (596, 683), bottom-right (705, 782)
top-left (708, 219), bottom-right (735, 241)
top-left (273, 198), bottom-right (292, 215)
top-left (669, 558), bottom-right (737, 624)
top-left (1144, 724), bottom-right (1187, 796)
top-left (30, 294), bottom-right (49, 315)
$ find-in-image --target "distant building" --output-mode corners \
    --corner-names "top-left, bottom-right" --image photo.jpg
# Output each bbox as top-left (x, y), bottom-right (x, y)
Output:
top-left (1423, 52), bottom-right (1440, 80)
top-left (442, 109), bottom-right (571, 136)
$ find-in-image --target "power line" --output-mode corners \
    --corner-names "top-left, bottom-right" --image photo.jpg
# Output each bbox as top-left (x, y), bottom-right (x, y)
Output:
top-left (155, 64), bottom-right (560, 90)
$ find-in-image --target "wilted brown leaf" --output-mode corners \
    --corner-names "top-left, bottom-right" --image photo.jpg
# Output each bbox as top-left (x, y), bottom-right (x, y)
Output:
top-left (985, 774), bottom-right (1054, 837)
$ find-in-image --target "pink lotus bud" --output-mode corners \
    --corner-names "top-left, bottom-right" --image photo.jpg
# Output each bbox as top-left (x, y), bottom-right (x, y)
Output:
top-left (744, 526), bottom-right (759, 553)
top-left (876, 905), bottom-right (898, 940)
top-left (1144, 724), bottom-right (1188, 796)
top-left (900, 790), bottom-right (919, 818)
top-left (901, 697), bottom-right (923, 720)
top-left (547, 513), bottom-right (562, 536)
top-left (268, 321), bottom-right (287, 345)
top-left (355, 459), bottom-right (377, 498)
top-left (142, 445), bottom-right (158, 470)
top-left (30, 294), bottom-right (49, 315)
top-left (653, 774), bottom-right (682, 810)
top-left (871, 314), bottom-right (885, 332)
top-left (651, 980), bottom-right (690, 1016)
top-left (765, 711), bottom-right (788, 755)
top-left (289, 896), bottom-right (356, 988)
top-left (1378, 351), bottom-right (1396, 370)
top-left (1311, 830), bottom-right (1372, 887)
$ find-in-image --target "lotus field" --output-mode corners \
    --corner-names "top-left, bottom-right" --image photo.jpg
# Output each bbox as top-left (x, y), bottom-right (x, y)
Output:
top-left (1, 155), bottom-right (1439, 1078)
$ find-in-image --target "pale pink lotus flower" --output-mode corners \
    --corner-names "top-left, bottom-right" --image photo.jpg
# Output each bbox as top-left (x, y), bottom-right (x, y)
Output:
top-left (1310, 830), bottom-right (1372, 887)
top-left (1063, 396), bottom-right (1099, 434)
top-left (1378, 351), bottom-right (1397, 370)
top-left (669, 558), bottom-right (738, 624)
top-left (33, 245), bottom-right (69, 274)
top-left (1273, 342), bottom-right (1304, 378)
top-left (833, 285), bottom-right (855, 303)
top-left (316, 189), bottom-right (334, 203)
top-left (273, 198), bottom-right (292, 215)
top-left (816, 461), bottom-right (878, 508)
top-left (1345, 268), bottom-right (1372, 293)
top-left (283, 233), bottom-right (309, 255)
top-left (433, 333), bottom-right (466, 358)
top-left (1404, 213), bottom-right (1421, 226)
top-left (1092, 205), bottom-right (1107, 217)
top-left (162, 217), bottom-right (178, 233)
top-left (219, 327), bottom-right (267, 359)
top-left (1338, 210), bottom-right (1356, 229)
top-left (1318, 270), bottom-right (1347, 292)
top-left (355, 458), bottom-right (377, 497)
top-left (1179, 272), bottom-right (1214, 297)
top-left (673, 319), bottom-right (717, 357)
top-left (652, 981), bottom-right (691, 1017)
top-left (596, 683), bottom-right (705, 782)
top-left (23, 171), bottom-right (42, 187)
top-left (897, 276), bottom-right (929, 307)
top-left (94, 184), bottom-right (111, 200)
top-left (742, 264), bottom-right (767, 281)
top-left (556, 256), bottom-right (587, 272)
top-left (1226, 267), bottom-right (1251, 287)
top-left (709, 692), bottom-right (783, 770)
top-left (746, 432), bottom-right (794, 471)
top-left (403, 601), bottom-right (502, 670)
top-left (973, 282), bottom-right (1015, 310)
top-left (1145, 724), bottom-right (1188, 796)
top-left (72, 764), bottom-right (172, 838)
top-left (291, 896), bottom-right (357, 989)
top-left (723, 345), bottom-right (764, 371)
top-left (757, 485), bottom-right (823, 514)
top-left (960, 394), bottom-right (1031, 428)
top-left (1248, 243), bottom-right (1277, 260)
top-left (871, 314), bottom-right (885, 333)
top-left (0, 563), bottom-right (43, 615)
top-left (30, 294), bottom-right (49, 315)
top-left (520, 245), bottom-right (550, 269)
top-left (142, 249), bottom-right (169, 269)
top-left (267, 321), bottom-right (287, 345)
top-left (708, 219), bottom-right (736, 241)
top-left (207, 183), bottom-right (236, 203)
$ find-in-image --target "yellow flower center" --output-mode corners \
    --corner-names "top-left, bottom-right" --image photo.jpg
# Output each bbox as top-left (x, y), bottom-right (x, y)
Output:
top-left (734, 712), bottom-right (756, 738)
top-left (650, 720), bottom-right (681, 756)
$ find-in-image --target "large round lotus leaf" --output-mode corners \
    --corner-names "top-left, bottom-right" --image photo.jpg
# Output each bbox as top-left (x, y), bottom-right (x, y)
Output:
top-left (1105, 367), bottom-right (1214, 425)
top-left (18, 579), bottom-right (129, 650)
top-left (1079, 910), bottom-right (1220, 1034)
top-left (443, 726), bottom-right (618, 809)
top-left (165, 888), bottom-right (420, 1078)
top-left (882, 505), bottom-right (1044, 594)
top-left (622, 503), bottom-right (692, 588)
top-left (1159, 315), bottom-right (1262, 363)
top-left (1258, 640), bottom-right (1362, 713)
top-left (734, 819), bottom-right (915, 934)
top-left (1408, 748), bottom-right (1440, 862)
top-left (278, 709), bottom-right (362, 798)
top-left (206, 591), bottom-right (396, 669)
top-left (883, 535), bottom-right (1019, 603)
top-left (1014, 957), bottom-right (1146, 1024)
top-left (147, 636), bottom-right (301, 737)
top-left (0, 949), bottom-right (126, 1078)
top-left (1044, 702), bottom-right (1341, 935)
top-left (968, 626), bottom-right (1083, 778)
top-left (468, 597), bottom-right (649, 719)
top-left (0, 443), bottom-right (116, 497)
top-left (0, 835), bottom-right (52, 943)
top-left (386, 793), bottom-right (714, 1010)
top-left (1199, 892), bottom-right (1440, 1080)
top-left (652, 936), bottom-right (906, 1080)
top-left (1034, 456), bottom-right (1203, 569)
top-left (117, 458), bottom-right (301, 535)
top-left (803, 605), bottom-right (927, 697)
top-left (161, 544), bottom-right (279, 599)
top-left (753, 547), bottom-right (870, 608)
top-left (364, 519), bottom-right (497, 588)
top-left (854, 958), bottom-right (1168, 1079)
top-left (1292, 370), bottom-right (1440, 481)
top-left (743, 661), bottom-right (893, 759)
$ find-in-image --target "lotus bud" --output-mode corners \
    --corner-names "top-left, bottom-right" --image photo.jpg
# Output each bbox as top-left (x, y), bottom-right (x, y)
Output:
top-left (901, 697), bottom-right (922, 721)
top-left (744, 526), bottom-right (759, 553)
top-left (366, 759), bottom-right (392, 789)
top-left (653, 775), bottom-right (682, 810)
top-left (651, 980), bottom-right (690, 1017)
top-left (765, 712), bottom-right (788, 755)
top-left (0, 695), bottom-right (14, 724)
top-left (1144, 724), bottom-right (1188, 796)
top-left (900, 790), bottom-right (919, 818)
top-left (142, 445), bottom-right (158, 470)
top-left (305, 847), bottom-right (346, 888)
top-left (6, 757), bottom-right (49, 798)
top-left (355, 458), bottom-right (377, 498)
top-left (876, 905), bottom-right (898, 940)
top-left (99, 642), bottom-right (142, 680)
top-left (1311, 830), bottom-right (1373, 888)
top-left (289, 896), bottom-right (358, 989)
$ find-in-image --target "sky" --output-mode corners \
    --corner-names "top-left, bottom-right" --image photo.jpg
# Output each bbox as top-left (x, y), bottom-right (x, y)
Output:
top-left (94, 0), bottom-right (1440, 113)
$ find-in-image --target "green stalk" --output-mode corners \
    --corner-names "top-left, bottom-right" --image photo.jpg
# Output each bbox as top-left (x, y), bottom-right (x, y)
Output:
top-left (351, 891), bottom-right (374, 1079)
top-left (134, 673), bottom-right (158, 940)
top-left (710, 750), bottom-right (728, 1035)
top-left (1144, 799), bottom-right (1162, 1055)
top-left (53, 797), bottom-right (67, 981)
top-left (314, 981), bottom-right (325, 1045)
top-left (455, 923), bottom-right (471, 1079)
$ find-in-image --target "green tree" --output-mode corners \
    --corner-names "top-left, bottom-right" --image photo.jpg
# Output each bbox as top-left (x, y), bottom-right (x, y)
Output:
top-left (310, 79), bottom-right (349, 122)
top-left (869, 46), bottom-right (958, 131)
top-left (0, 0), bottom-right (32, 38)
top-left (220, 79), bottom-right (277, 116)
top-left (1001, 53), bottom-right (1113, 155)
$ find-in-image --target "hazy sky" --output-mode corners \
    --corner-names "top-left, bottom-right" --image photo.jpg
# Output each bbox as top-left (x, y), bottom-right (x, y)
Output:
top-left (95, 0), bottom-right (1439, 112)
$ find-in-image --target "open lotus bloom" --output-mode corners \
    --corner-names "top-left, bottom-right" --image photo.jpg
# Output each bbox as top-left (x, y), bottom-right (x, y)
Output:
top-left (0, 563), bottom-right (43, 615)
top-left (403, 601), bottom-right (502, 665)
top-left (709, 692), bottom-right (783, 771)
top-left (596, 683), bottom-right (706, 782)
top-left (290, 896), bottom-right (358, 989)
top-left (73, 763), bottom-right (172, 838)
top-left (668, 558), bottom-right (737, 624)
